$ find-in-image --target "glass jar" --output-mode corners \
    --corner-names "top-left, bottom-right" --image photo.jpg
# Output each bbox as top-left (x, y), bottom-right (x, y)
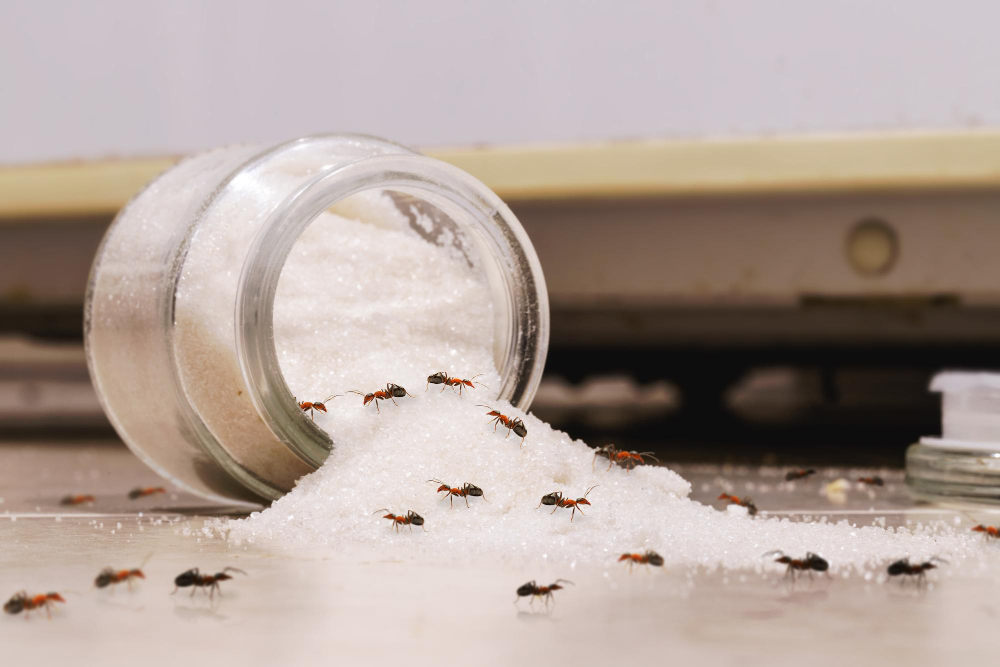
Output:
top-left (85, 134), bottom-right (549, 504)
top-left (907, 372), bottom-right (1000, 504)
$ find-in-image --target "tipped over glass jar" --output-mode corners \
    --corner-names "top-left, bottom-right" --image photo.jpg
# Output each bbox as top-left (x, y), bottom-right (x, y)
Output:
top-left (85, 135), bottom-right (549, 504)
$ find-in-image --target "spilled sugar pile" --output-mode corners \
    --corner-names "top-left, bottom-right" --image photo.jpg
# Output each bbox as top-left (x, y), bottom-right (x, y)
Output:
top-left (225, 192), bottom-right (982, 572)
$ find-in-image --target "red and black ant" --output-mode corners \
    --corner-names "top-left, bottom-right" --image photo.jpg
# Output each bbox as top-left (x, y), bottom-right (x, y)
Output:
top-left (785, 469), bottom-right (817, 482)
top-left (373, 509), bottom-right (425, 533)
top-left (349, 383), bottom-right (413, 413)
top-left (426, 371), bottom-right (489, 396)
top-left (537, 485), bottom-right (598, 522)
top-left (297, 394), bottom-right (341, 420)
top-left (95, 567), bottom-right (146, 591)
top-left (60, 494), bottom-right (95, 506)
top-left (858, 476), bottom-right (885, 486)
top-left (618, 550), bottom-right (664, 572)
top-left (593, 444), bottom-right (658, 475)
top-left (127, 486), bottom-right (166, 500)
top-left (764, 550), bottom-right (829, 579)
top-left (887, 557), bottom-right (946, 585)
top-left (4, 592), bottom-right (65, 619)
top-left (515, 579), bottom-right (573, 609)
top-left (478, 404), bottom-right (527, 446)
top-left (428, 479), bottom-right (487, 508)
top-left (972, 524), bottom-right (1000, 539)
top-left (172, 567), bottom-right (246, 599)
top-left (718, 493), bottom-right (758, 516)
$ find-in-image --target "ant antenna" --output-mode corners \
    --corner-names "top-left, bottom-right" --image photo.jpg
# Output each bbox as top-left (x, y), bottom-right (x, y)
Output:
top-left (553, 579), bottom-right (575, 586)
top-left (372, 508), bottom-right (391, 515)
top-left (762, 550), bottom-right (786, 559)
top-left (583, 485), bottom-right (599, 498)
top-left (322, 394), bottom-right (343, 403)
top-left (222, 567), bottom-right (247, 576)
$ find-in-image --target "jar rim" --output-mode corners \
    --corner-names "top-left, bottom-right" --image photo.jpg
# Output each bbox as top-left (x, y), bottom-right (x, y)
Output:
top-left (234, 150), bottom-right (550, 475)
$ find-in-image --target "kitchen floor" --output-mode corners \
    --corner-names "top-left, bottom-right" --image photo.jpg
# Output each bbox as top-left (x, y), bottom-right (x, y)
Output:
top-left (2, 440), bottom-right (998, 666)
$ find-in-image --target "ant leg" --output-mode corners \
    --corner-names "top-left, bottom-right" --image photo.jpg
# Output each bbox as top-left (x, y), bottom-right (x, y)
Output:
top-left (550, 505), bottom-right (559, 514)
top-left (607, 458), bottom-right (614, 472)
top-left (172, 586), bottom-right (178, 595)
top-left (465, 495), bottom-right (470, 508)
top-left (190, 586), bottom-right (197, 597)
top-left (390, 395), bottom-right (399, 407)
top-left (375, 400), bottom-right (381, 414)
top-left (450, 494), bottom-right (454, 509)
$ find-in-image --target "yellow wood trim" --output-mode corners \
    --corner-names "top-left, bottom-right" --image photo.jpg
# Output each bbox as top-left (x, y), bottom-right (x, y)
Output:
top-left (3, 131), bottom-right (1000, 219)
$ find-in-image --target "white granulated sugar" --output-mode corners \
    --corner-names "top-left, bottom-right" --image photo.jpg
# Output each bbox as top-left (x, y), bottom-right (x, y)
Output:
top-left (228, 196), bottom-right (984, 573)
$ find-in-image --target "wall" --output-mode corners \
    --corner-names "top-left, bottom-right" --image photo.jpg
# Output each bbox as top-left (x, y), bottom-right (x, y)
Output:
top-left (2, 0), bottom-right (998, 163)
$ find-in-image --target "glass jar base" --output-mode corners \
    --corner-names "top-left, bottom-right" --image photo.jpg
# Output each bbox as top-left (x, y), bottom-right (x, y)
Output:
top-left (906, 440), bottom-right (1000, 505)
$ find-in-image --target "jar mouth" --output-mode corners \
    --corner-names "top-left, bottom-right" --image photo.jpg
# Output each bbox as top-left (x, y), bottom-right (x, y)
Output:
top-left (235, 154), bottom-right (549, 471)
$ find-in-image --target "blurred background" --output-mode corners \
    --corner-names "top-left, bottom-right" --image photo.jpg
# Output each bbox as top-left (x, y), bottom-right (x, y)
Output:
top-left (4, 0), bottom-right (1000, 466)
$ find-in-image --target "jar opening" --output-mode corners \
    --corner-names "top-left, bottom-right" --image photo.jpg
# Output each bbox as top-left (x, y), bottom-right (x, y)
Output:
top-left (235, 154), bottom-right (549, 471)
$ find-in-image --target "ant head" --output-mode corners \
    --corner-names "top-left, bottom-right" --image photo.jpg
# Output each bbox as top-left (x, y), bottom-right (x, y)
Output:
top-left (511, 420), bottom-right (527, 438)
top-left (466, 484), bottom-right (484, 497)
top-left (94, 569), bottom-right (114, 588)
top-left (388, 384), bottom-right (409, 398)
top-left (174, 569), bottom-right (200, 587)
top-left (540, 492), bottom-right (561, 506)
top-left (127, 489), bottom-right (143, 500)
top-left (516, 581), bottom-right (536, 597)
top-left (427, 372), bottom-right (447, 384)
top-left (408, 511), bottom-right (424, 526)
top-left (646, 551), bottom-right (665, 567)
top-left (314, 403), bottom-right (327, 412)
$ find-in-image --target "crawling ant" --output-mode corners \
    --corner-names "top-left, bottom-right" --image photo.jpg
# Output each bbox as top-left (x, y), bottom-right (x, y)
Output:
top-left (297, 394), bottom-right (341, 420)
top-left (127, 486), bottom-right (166, 500)
top-left (478, 404), bottom-right (527, 446)
top-left (172, 567), bottom-right (246, 599)
top-left (426, 371), bottom-right (489, 396)
top-left (95, 566), bottom-right (146, 591)
top-left (718, 493), bottom-right (758, 516)
top-left (428, 479), bottom-right (487, 508)
top-left (785, 469), bottom-right (817, 482)
top-left (349, 383), bottom-right (413, 413)
top-left (59, 494), bottom-right (95, 506)
top-left (618, 551), bottom-right (664, 572)
top-left (373, 509), bottom-right (425, 533)
top-left (972, 524), bottom-right (1000, 539)
top-left (764, 550), bottom-right (829, 579)
top-left (514, 579), bottom-right (573, 609)
top-left (858, 476), bottom-right (885, 486)
top-left (537, 485), bottom-right (598, 522)
top-left (593, 443), bottom-right (657, 474)
top-left (4, 592), bottom-right (65, 619)
top-left (887, 557), bottom-right (946, 585)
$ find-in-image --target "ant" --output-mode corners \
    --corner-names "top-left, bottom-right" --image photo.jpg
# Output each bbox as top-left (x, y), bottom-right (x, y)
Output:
top-left (349, 383), bottom-right (413, 413)
top-left (4, 592), bottom-right (65, 619)
top-left (618, 550), bottom-right (664, 572)
top-left (887, 557), bottom-right (946, 585)
top-left (426, 371), bottom-right (489, 396)
top-left (971, 524), bottom-right (1000, 539)
top-left (478, 404), bottom-right (527, 446)
top-left (718, 493), bottom-right (758, 516)
top-left (428, 479), bottom-right (487, 508)
top-left (537, 485), bottom-right (598, 522)
top-left (373, 509), bottom-right (425, 533)
top-left (127, 486), bottom-right (166, 500)
top-left (592, 444), bottom-right (658, 474)
top-left (763, 551), bottom-right (829, 579)
top-left (297, 394), bottom-right (341, 420)
top-left (785, 469), bottom-right (817, 482)
top-left (514, 579), bottom-right (573, 609)
top-left (172, 567), bottom-right (246, 599)
top-left (59, 494), bottom-right (95, 506)
top-left (858, 476), bottom-right (885, 486)
top-left (95, 567), bottom-right (146, 591)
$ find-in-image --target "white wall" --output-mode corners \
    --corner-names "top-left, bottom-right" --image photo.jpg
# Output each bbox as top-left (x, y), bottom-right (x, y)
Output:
top-left (2, 0), bottom-right (999, 163)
